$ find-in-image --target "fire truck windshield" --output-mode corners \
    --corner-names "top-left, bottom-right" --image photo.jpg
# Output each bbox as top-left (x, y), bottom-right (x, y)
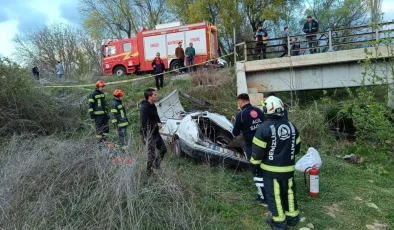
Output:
top-left (105, 46), bottom-right (116, 57)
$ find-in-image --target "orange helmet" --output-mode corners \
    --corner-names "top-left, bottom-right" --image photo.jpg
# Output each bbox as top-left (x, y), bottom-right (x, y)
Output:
top-left (113, 89), bottom-right (125, 98)
top-left (95, 80), bottom-right (106, 88)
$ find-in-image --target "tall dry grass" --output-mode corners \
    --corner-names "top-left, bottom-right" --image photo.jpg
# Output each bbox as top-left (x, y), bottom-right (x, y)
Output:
top-left (0, 135), bottom-right (216, 229)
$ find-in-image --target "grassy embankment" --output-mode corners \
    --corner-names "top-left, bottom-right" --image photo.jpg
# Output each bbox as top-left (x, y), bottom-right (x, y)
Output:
top-left (0, 67), bottom-right (393, 229)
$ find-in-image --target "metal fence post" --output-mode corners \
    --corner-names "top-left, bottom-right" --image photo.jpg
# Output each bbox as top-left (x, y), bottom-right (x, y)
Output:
top-left (244, 43), bottom-right (247, 62)
top-left (287, 35), bottom-right (291, 56)
top-left (233, 27), bottom-right (236, 64)
top-left (328, 30), bottom-right (333, 52)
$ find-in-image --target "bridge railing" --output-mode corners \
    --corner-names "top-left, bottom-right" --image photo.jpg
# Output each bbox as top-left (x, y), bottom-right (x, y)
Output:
top-left (234, 22), bottom-right (394, 62)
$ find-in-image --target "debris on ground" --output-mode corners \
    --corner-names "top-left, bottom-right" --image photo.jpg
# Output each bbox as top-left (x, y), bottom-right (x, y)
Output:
top-left (324, 203), bottom-right (341, 218)
top-left (336, 154), bottom-right (364, 164)
top-left (366, 221), bottom-right (388, 230)
top-left (366, 202), bottom-right (380, 211)
top-left (307, 223), bottom-right (315, 229)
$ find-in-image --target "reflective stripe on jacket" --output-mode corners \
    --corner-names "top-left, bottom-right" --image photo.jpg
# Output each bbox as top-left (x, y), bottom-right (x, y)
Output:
top-left (88, 89), bottom-right (108, 117)
top-left (110, 98), bottom-right (129, 127)
top-left (250, 116), bottom-right (302, 179)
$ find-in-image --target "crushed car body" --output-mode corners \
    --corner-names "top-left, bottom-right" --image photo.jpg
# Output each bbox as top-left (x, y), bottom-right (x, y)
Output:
top-left (155, 89), bottom-right (249, 169)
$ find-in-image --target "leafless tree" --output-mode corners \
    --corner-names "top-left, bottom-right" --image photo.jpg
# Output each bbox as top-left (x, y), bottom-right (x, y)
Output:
top-left (13, 23), bottom-right (102, 81)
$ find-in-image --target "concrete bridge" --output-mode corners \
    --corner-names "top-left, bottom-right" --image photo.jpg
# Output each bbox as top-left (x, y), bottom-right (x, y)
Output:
top-left (234, 23), bottom-right (394, 107)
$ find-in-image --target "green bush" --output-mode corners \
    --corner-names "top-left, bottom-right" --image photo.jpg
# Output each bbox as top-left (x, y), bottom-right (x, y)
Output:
top-left (0, 58), bottom-right (87, 137)
top-left (289, 102), bottom-right (336, 151)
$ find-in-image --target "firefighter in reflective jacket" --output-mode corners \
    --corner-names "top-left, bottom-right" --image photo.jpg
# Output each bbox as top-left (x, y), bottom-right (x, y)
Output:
top-left (251, 96), bottom-right (302, 230)
top-left (88, 80), bottom-right (110, 143)
top-left (232, 93), bottom-right (266, 206)
top-left (110, 89), bottom-right (130, 151)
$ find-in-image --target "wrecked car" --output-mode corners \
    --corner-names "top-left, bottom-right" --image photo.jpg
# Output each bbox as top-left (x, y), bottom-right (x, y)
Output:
top-left (155, 89), bottom-right (249, 169)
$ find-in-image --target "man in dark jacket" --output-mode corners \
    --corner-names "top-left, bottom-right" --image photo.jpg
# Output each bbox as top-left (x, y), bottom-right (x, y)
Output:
top-left (251, 96), bottom-right (301, 230)
top-left (140, 88), bottom-right (167, 176)
top-left (302, 16), bottom-right (319, 54)
top-left (32, 65), bottom-right (39, 80)
top-left (111, 89), bottom-right (130, 151)
top-left (232, 93), bottom-right (266, 206)
top-left (254, 24), bottom-right (268, 59)
top-left (151, 52), bottom-right (166, 90)
top-left (88, 80), bottom-right (110, 144)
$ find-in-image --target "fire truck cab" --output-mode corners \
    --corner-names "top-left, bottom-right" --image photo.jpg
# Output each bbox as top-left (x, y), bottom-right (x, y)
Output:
top-left (102, 38), bottom-right (140, 76)
top-left (101, 22), bottom-right (222, 76)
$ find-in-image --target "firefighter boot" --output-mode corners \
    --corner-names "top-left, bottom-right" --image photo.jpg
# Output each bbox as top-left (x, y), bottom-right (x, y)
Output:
top-left (266, 215), bottom-right (287, 230)
top-left (286, 215), bottom-right (300, 226)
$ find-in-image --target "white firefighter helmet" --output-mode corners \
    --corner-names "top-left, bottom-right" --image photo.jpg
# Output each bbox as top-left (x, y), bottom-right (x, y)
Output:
top-left (262, 96), bottom-right (285, 115)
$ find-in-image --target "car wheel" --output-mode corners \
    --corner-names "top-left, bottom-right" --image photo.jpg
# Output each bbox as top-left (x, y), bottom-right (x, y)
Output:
top-left (114, 66), bottom-right (126, 76)
top-left (173, 139), bottom-right (184, 157)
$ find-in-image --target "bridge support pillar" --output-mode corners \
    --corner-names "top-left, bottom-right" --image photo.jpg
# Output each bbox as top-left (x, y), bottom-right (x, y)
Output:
top-left (388, 83), bottom-right (394, 108)
top-left (236, 62), bottom-right (248, 95)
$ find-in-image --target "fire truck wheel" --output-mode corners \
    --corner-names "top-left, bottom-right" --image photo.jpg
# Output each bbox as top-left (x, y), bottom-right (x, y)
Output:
top-left (114, 66), bottom-right (126, 76)
top-left (170, 60), bottom-right (179, 71)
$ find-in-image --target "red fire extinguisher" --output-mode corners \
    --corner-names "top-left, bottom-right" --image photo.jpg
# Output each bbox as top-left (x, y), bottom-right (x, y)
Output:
top-left (304, 165), bottom-right (319, 196)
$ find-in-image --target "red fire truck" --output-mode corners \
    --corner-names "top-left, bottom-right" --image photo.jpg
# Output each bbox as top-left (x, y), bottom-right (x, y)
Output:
top-left (101, 22), bottom-right (224, 76)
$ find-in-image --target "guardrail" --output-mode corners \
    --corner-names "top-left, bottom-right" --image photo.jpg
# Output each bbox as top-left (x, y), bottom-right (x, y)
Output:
top-left (234, 22), bottom-right (394, 62)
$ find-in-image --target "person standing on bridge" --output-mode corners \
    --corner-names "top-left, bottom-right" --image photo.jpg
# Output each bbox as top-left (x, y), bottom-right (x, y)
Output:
top-left (291, 37), bottom-right (301, 56)
top-left (251, 95), bottom-right (301, 230)
top-left (232, 93), bottom-right (267, 206)
top-left (303, 16), bottom-right (319, 54)
top-left (280, 27), bottom-right (290, 57)
top-left (254, 24), bottom-right (268, 60)
top-left (151, 52), bottom-right (165, 90)
top-left (185, 42), bottom-right (196, 72)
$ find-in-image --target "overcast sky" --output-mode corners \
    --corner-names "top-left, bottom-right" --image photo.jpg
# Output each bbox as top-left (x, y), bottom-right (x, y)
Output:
top-left (1, 0), bottom-right (394, 59)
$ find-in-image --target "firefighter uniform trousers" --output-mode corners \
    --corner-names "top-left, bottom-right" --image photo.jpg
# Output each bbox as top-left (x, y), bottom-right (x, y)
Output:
top-left (264, 176), bottom-right (299, 229)
top-left (95, 115), bottom-right (109, 142)
top-left (117, 127), bottom-right (128, 149)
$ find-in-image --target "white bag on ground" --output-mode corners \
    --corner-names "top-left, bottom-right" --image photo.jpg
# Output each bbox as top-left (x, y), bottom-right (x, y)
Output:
top-left (295, 147), bottom-right (323, 172)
